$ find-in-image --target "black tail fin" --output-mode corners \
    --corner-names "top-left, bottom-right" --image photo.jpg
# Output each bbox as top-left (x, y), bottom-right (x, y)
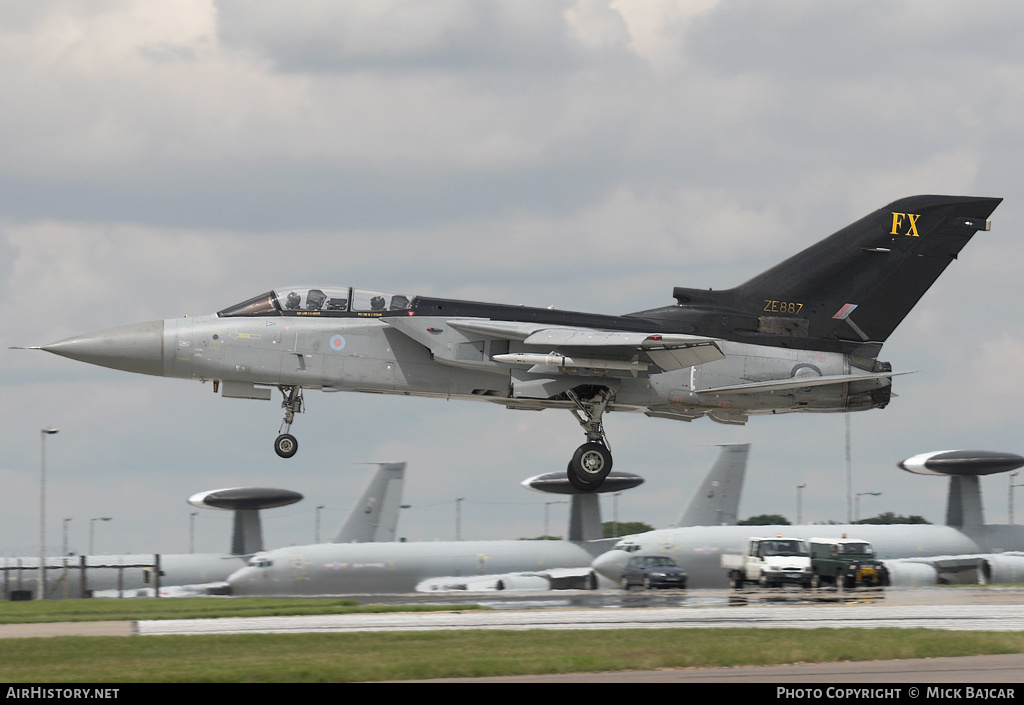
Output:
top-left (672, 195), bottom-right (1001, 349)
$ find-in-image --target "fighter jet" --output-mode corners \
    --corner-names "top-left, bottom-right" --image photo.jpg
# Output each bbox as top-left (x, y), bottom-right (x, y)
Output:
top-left (24, 195), bottom-right (1000, 490)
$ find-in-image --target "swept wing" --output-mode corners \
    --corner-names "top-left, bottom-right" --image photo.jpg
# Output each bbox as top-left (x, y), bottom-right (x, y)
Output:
top-left (387, 317), bottom-right (725, 373)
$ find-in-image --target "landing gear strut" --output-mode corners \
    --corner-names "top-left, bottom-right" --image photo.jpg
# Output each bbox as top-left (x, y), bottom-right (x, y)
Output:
top-left (565, 388), bottom-right (614, 491)
top-left (275, 385), bottom-right (303, 458)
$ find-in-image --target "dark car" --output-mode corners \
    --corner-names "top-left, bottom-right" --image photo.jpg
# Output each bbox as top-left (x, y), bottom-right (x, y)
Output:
top-left (620, 555), bottom-right (687, 590)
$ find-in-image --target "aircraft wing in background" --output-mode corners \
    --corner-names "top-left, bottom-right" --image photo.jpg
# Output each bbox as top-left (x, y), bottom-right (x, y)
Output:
top-left (415, 567), bottom-right (598, 592)
top-left (885, 552), bottom-right (1024, 586)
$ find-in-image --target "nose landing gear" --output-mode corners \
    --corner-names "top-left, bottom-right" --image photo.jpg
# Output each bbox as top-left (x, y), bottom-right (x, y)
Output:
top-left (566, 388), bottom-right (614, 491)
top-left (274, 385), bottom-right (304, 458)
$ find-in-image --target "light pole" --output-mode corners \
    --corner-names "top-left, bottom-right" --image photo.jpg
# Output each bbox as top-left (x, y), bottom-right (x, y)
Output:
top-left (796, 484), bottom-right (806, 525)
top-left (855, 492), bottom-right (881, 523)
top-left (455, 497), bottom-right (464, 541)
top-left (315, 505), bottom-right (325, 543)
top-left (89, 517), bottom-right (112, 554)
top-left (189, 512), bottom-right (198, 553)
top-left (845, 415), bottom-right (853, 523)
top-left (39, 428), bottom-right (59, 600)
top-left (544, 500), bottom-right (567, 538)
top-left (61, 516), bottom-right (72, 599)
top-left (62, 518), bottom-right (72, 556)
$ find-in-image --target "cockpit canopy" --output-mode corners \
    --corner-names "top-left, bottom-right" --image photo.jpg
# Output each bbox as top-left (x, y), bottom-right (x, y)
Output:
top-left (218, 287), bottom-right (412, 317)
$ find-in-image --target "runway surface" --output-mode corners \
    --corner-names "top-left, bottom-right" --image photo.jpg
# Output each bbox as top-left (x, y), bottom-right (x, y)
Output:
top-left (5, 587), bottom-right (1024, 682)
top-left (136, 587), bottom-right (1024, 635)
top-left (135, 602), bottom-right (1024, 635)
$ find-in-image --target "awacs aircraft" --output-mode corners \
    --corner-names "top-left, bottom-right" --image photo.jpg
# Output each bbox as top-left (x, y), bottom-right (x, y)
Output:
top-left (228, 445), bottom-right (747, 595)
top-left (0, 463), bottom-right (404, 599)
top-left (25, 196), bottom-right (1000, 490)
top-left (592, 450), bottom-right (1024, 588)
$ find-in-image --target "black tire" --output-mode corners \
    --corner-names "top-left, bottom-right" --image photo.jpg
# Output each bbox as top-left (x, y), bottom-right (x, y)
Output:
top-left (275, 433), bottom-right (298, 459)
top-left (732, 573), bottom-right (745, 590)
top-left (620, 576), bottom-right (631, 591)
top-left (568, 442), bottom-right (612, 489)
top-left (643, 576), bottom-right (652, 590)
top-left (811, 571), bottom-right (821, 589)
top-left (566, 462), bottom-right (602, 492)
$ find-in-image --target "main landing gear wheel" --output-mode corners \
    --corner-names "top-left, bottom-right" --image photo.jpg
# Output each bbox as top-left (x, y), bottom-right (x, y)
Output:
top-left (275, 433), bottom-right (298, 459)
top-left (567, 442), bottom-right (613, 491)
top-left (565, 387), bottom-right (615, 492)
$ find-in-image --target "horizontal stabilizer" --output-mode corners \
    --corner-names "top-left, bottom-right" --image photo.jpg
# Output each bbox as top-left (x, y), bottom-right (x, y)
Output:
top-left (698, 370), bottom-right (913, 395)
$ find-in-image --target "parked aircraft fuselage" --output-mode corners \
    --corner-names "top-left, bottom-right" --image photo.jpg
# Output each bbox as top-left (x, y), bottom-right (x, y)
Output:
top-left (592, 524), bottom-right (983, 589)
top-left (228, 539), bottom-right (602, 596)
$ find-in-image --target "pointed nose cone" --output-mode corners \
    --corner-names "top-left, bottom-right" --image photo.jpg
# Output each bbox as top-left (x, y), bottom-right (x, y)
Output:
top-left (41, 320), bottom-right (166, 376)
top-left (592, 549), bottom-right (629, 581)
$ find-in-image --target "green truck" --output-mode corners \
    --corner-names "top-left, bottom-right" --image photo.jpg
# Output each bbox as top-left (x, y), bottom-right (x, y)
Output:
top-left (809, 538), bottom-right (890, 589)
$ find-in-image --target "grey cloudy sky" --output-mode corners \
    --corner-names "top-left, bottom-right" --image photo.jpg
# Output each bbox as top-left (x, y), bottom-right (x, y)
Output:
top-left (3, 1), bottom-right (1024, 557)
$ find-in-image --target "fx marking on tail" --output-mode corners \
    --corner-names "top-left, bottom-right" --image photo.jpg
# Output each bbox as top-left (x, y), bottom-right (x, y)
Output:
top-left (891, 211), bottom-right (922, 237)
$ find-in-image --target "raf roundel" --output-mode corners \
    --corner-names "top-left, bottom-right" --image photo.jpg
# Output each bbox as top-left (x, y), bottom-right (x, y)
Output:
top-left (329, 335), bottom-right (346, 351)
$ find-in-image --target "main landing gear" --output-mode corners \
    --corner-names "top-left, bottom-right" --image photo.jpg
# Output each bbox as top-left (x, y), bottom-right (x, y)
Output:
top-left (565, 388), bottom-right (614, 492)
top-left (274, 385), bottom-right (304, 458)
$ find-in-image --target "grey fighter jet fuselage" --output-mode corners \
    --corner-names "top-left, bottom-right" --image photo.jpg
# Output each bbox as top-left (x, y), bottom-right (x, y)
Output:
top-left (29, 196), bottom-right (1001, 490)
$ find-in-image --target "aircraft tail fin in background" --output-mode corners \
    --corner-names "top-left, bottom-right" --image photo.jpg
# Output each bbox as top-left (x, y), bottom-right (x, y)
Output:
top-left (675, 443), bottom-right (749, 527)
top-left (332, 462), bottom-right (406, 543)
top-left (946, 475), bottom-right (985, 529)
top-left (568, 493), bottom-right (603, 542)
top-left (672, 196), bottom-right (1001, 352)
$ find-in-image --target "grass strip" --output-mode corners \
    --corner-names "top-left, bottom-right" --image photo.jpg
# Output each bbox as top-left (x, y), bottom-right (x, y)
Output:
top-left (0, 628), bottom-right (1021, 682)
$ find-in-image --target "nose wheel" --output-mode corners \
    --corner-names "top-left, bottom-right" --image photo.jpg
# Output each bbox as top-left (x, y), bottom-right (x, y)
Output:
top-left (565, 388), bottom-right (614, 491)
top-left (275, 385), bottom-right (304, 459)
